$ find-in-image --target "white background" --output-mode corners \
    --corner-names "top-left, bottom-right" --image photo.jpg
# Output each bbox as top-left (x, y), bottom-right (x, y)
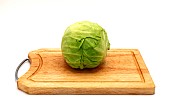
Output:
top-left (0, 0), bottom-right (170, 103)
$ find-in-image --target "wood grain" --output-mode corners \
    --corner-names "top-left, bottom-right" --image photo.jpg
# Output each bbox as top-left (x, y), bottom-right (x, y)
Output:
top-left (17, 48), bottom-right (155, 94)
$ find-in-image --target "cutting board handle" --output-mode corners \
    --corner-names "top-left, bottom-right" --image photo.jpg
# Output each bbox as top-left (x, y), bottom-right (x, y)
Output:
top-left (15, 59), bottom-right (30, 81)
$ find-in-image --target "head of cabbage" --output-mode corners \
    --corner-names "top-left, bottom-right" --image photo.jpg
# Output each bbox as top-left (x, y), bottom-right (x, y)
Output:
top-left (61, 21), bottom-right (110, 69)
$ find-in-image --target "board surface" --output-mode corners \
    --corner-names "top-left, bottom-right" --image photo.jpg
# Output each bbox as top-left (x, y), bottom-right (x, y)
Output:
top-left (17, 48), bottom-right (155, 94)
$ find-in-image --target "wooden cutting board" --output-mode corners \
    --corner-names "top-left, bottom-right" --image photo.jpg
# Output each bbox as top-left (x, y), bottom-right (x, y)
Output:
top-left (17, 48), bottom-right (155, 94)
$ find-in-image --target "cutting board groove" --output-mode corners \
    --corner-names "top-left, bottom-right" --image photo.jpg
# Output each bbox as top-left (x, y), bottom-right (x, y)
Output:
top-left (17, 48), bottom-right (155, 94)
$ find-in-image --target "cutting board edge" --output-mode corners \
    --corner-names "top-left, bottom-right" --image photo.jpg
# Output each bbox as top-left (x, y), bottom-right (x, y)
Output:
top-left (17, 76), bottom-right (155, 95)
top-left (17, 79), bottom-right (155, 95)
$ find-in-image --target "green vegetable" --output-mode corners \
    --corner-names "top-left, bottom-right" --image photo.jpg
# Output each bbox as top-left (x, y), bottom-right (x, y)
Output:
top-left (61, 21), bottom-right (110, 69)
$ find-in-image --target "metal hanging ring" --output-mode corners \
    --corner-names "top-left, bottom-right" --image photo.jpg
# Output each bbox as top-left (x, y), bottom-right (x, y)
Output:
top-left (15, 59), bottom-right (30, 81)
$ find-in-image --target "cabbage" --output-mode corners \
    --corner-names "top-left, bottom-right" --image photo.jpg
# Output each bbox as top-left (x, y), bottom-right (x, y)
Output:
top-left (61, 21), bottom-right (110, 69)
